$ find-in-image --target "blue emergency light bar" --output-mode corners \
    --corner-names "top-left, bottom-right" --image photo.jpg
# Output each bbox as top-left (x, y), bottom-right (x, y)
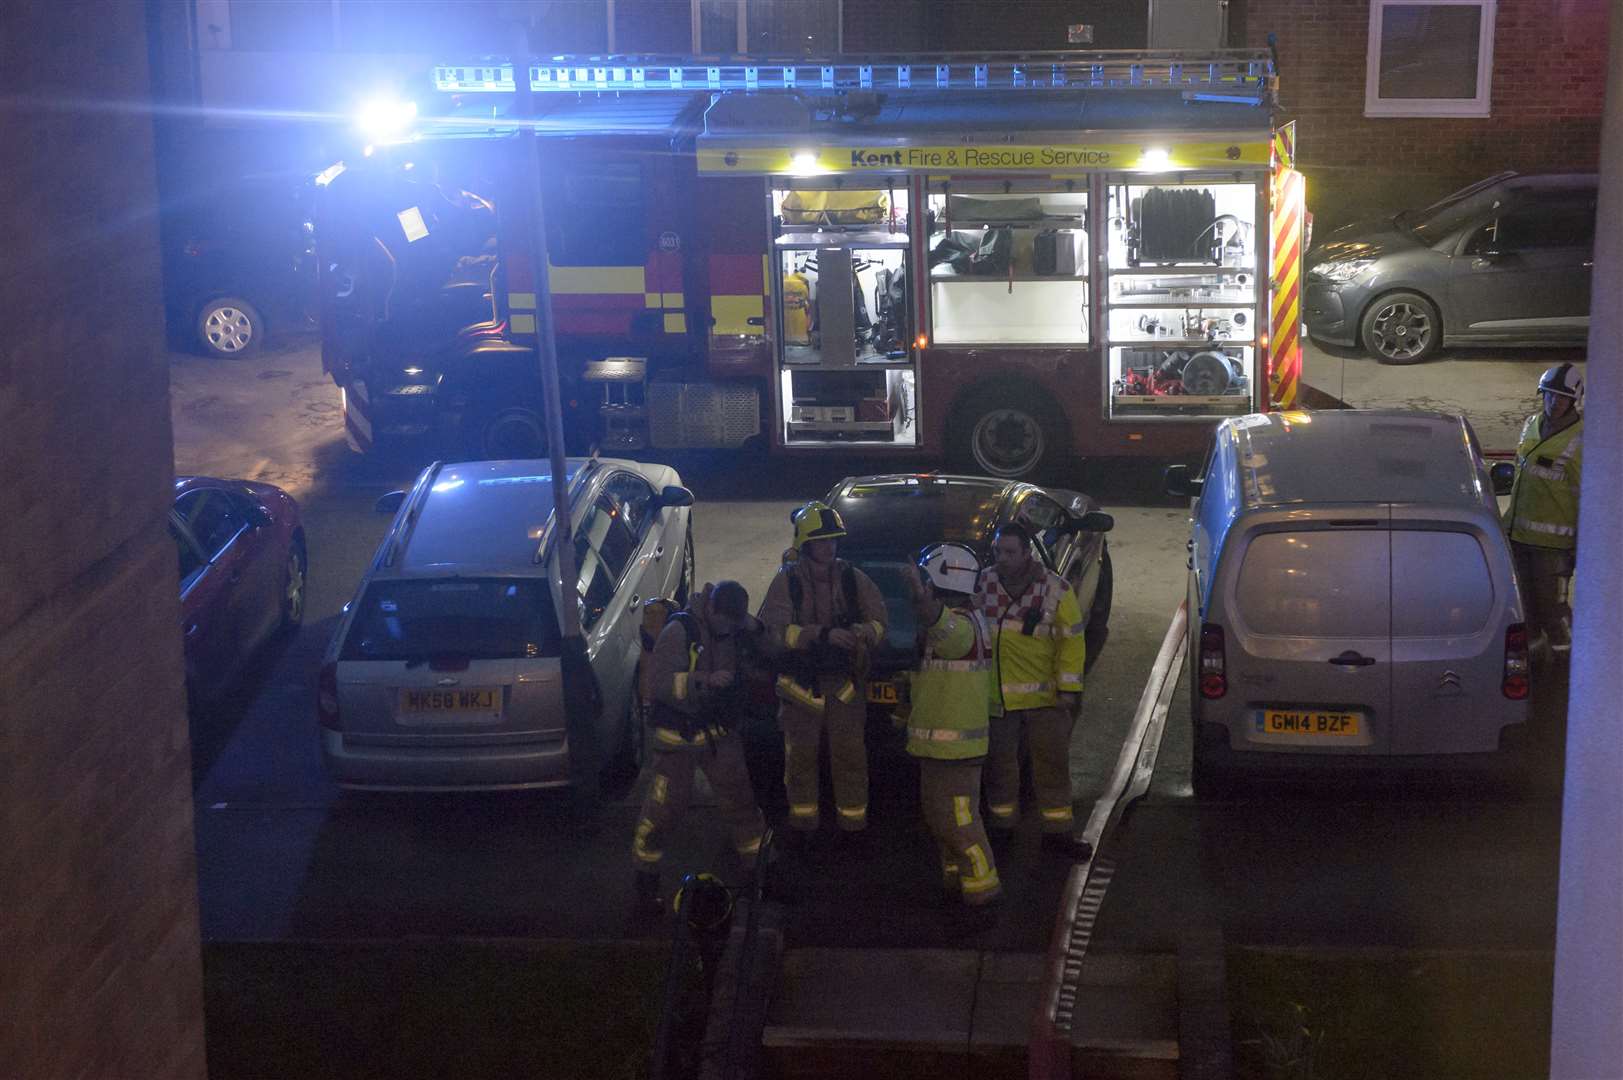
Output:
top-left (432, 50), bottom-right (1274, 99)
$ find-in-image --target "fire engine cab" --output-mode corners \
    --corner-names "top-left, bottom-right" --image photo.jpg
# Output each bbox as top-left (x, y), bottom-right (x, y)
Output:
top-left (317, 49), bottom-right (1304, 478)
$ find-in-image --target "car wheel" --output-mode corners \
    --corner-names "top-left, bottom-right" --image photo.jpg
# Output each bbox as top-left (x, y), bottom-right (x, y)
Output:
top-left (279, 537), bottom-right (307, 632)
top-left (197, 297), bottom-right (263, 358)
top-left (472, 404), bottom-right (547, 460)
top-left (1082, 544), bottom-right (1112, 674)
top-left (1359, 291), bottom-right (1440, 364)
top-left (599, 693), bottom-right (645, 802)
top-left (954, 390), bottom-right (1067, 480)
top-left (675, 525), bottom-right (695, 606)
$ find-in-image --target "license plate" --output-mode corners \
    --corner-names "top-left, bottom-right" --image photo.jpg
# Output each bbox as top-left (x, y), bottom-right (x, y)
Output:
top-left (1259, 709), bottom-right (1361, 736)
top-left (867, 681), bottom-right (899, 705)
top-left (399, 688), bottom-right (500, 714)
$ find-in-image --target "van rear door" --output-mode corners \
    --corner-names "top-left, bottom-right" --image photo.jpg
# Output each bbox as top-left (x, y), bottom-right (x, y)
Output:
top-left (1387, 516), bottom-right (1514, 753)
top-left (1226, 513), bottom-right (1392, 753)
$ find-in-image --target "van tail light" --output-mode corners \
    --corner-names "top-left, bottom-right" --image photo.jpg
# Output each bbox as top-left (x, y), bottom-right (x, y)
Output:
top-left (1502, 623), bottom-right (1530, 700)
top-left (1199, 623), bottom-right (1227, 699)
top-left (318, 661), bottom-right (341, 729)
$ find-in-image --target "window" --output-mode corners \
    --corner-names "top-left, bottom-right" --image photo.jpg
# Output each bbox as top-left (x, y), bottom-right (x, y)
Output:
top-left (174, 490), bottom-right (247, 560)
top-left (574, 494), bottom-right (637, 629)
top-left (1015, 493), bottom-right (1069, 564)
top-left (1366, 1), bottom-right (1496, 118)
top-left (604, 472), bottom-right (656, 541)
top-left (1467, 199), bottom-right (1597, 254)
top-left (172, 522), bottom-right (206, 587)
top-left (341, 579), bottom-right (560, 662)
top-left (547, 164), bottom-right (646, 266)
top-left (1391, 532), bottom-right (1493, 637)
top-left (1236, 532), bottom-right (1391, 639)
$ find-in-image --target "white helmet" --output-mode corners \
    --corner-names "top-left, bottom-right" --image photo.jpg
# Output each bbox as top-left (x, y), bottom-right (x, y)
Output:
top-left (917, 542), bottom-right (982, 597)
top-left (1538, 362), bottom-right (1584, 408)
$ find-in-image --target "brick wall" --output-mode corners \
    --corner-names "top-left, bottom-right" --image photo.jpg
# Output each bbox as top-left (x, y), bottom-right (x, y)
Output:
top-left (0, 1), bottom-right (207, 1077)
top-left (1246, 0), bottom-right (1611, 231)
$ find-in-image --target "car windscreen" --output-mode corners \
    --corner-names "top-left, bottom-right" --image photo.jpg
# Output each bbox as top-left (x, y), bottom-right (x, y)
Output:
top-left (1234, 531), bottom-right (1389, 639)
top-left (1391, 531), bottom-right (1494, 637)
top-left (340, 578), bottom-right (560, 662)
top-left (1399, 183), bottom-right (1508, 245)
top-left (845, 558), bottom-right (922, 655)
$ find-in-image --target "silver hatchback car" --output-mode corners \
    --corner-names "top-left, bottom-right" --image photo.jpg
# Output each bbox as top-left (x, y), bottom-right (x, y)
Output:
top-left (320, 457), bottom-right (695, 791)
top-left (1166, 410), bottom-right (1530, 791)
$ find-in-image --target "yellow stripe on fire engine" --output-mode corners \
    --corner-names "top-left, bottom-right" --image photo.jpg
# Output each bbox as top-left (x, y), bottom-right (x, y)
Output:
top-left (698, 139), bottom-right (1269, 174)
top-left (548, 265), bottom-right (646, 294)
top-left (508, 292), bottom-right (537, 311)
top-left (644, 292), bottom-right (687, 309)
top-left (711, 295), bottom-right (765, 336)
top-left (663, 313), bottom-right (688, 334)
top-left (510, 313), bottom-right (537, 334)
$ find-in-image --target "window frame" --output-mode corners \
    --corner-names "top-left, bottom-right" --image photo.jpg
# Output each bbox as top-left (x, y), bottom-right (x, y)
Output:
top-left (174, 489), bottom-right (248, 562)
top-left (603, 471), bottom-right (657, 544)
top-left (1364, 0), bottom-right (1497, 119)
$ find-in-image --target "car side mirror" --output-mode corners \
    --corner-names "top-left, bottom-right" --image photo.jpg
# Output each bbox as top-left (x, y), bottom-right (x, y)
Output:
top-left (1074, 510), bottom-right (1114, 533)
top-left (1490, 461), bottom-right (1516, 496)
top-left (1165, 465), bottom-right (1203, 498)
top-left (653, 485), bottom-right (694, 510)
top-left (246, 504), bottom-right (274, 529)
top-left (375, 490), bottom-right (407, 514)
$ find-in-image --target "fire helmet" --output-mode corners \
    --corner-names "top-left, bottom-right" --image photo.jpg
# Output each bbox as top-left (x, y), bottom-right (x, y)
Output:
top-left (1538, 363), bottom-right (1584, 408)
top-left (916, 542), bottom-right (982, 597)
top-left (791, 501), bottom-right (847, 548)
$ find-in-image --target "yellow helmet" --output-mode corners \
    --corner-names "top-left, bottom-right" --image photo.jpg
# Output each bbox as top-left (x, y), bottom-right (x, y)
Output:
top-left (792, 501), bottom-right (847, 548)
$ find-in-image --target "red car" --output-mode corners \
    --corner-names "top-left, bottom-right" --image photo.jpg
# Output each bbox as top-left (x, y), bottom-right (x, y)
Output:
top-left (170, 476), bottom-right (306, 702)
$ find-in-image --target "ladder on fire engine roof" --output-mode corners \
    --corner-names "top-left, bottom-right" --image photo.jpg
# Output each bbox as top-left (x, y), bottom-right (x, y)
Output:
top-left (433, 48), bottom-right (1276, 104)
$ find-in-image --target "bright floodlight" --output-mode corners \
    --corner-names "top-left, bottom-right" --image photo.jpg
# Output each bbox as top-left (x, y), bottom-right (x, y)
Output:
top-left (1139, 146), bottom-right (1171, 170)
top-left (357, 98), bottom-right (418, 139)
top-left (789, 150), bottom-right (821, 176)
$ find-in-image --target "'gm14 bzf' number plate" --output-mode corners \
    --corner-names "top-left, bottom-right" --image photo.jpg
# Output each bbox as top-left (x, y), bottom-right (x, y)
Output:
top-left (1258, 709), bottom-right (1361, 736)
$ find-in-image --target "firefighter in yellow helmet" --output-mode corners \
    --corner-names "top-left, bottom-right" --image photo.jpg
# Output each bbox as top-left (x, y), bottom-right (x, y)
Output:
top-left (975, 521), bottom-right (1092, 861)
top-left (1506, 362), bottom-right (1584, 658)
top-left (905, 543), bottom-right (1002, 930)
top-left (758, 501), bottom-right (887, 844)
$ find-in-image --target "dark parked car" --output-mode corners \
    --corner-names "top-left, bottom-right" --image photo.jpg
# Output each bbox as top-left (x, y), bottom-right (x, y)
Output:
top-left (1305, 172), bottom-right (1597, 363)
top-left (167, 173), bottom-right (319, 357)
top-left (171, 476), bottom-right (306, 703)
top-left (823, 473), bottom-right (1115, 714)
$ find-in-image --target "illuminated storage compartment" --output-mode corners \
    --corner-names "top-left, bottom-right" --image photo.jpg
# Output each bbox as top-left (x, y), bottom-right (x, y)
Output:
top-left (771, 182), bottom-right (917, 446)
top-left (926, 185), bottom-right (1089, 345)
top-left (1104, 180), bottom-right (1261, 418)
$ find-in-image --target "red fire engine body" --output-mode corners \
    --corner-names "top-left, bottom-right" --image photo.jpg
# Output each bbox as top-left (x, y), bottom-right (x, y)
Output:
top-left (317, 51), bottom-right (1304, 478)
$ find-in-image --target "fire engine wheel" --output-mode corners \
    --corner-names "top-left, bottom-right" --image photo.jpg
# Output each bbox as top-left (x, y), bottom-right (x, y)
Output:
top-left (957, 393), bottom-right (1065, 480)
top-left (197, 297), bottom-right (262, 358)
top-left (1360, 291), bottom-right (1440, 364)
top-left (474, 405), bottom-right (547, 461)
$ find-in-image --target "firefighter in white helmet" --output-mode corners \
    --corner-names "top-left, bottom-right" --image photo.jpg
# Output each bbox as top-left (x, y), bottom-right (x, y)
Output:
top-left (758, 501), bottom-right (887, 844)
top-left (905, 543), bottom-right (1002, 928)
top-left (1506, 362), bottom-right (1584, 658)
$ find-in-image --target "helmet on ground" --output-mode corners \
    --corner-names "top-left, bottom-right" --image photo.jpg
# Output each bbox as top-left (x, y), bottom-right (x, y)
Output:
top-left (792, 501), bottom-right (847, 548)
top-left (1538, 363), bottom-right (1584, 407)
top-left (917, 542), bottom-right (982, 596)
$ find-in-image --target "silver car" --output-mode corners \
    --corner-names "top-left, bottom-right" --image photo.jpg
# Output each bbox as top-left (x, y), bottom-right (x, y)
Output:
top-left (1166, 410), bottom-right (1530, 791)
top-left (1305, 172), bottom-right (1596, 363)
top-left (319, 457), bottom-right (695, 791)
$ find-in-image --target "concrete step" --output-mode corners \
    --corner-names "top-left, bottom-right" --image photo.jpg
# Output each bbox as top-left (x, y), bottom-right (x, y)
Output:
top-left (760, 948), bottom-right (1179, 1080)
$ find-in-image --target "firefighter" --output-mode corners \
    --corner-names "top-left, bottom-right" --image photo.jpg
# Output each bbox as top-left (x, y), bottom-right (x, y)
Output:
top-left (759, 502), bottom-right (887, 843)
top-left (631, 582), bottom-right (767, 917)
top-left (905, 543), bottom-right (1002, 926)
top-left (1506, 362), bottom-right (1585, 658)
top-left (975, 521), bottom-right (1092, 861)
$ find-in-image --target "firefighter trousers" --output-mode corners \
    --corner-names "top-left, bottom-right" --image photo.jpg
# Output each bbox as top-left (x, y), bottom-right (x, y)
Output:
top-left (780, 677), bottom-right (869, 832)
top-left (985, 705), bottom-right (1076, 834)
top-left (1512, 541), bottom-right (1574, 649)
top-left (919, 758), bottom-right (1001, 905)
top-left (632, 732), bottom-right (765, 875)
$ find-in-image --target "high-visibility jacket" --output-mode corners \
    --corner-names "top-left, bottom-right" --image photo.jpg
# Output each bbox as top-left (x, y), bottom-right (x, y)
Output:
top-left (976, 566), bottom-right (1086, 712)
top-left (906, 605), bottom-right (995, 761)
top-left (1506, 413), bottom-right (1583, 551)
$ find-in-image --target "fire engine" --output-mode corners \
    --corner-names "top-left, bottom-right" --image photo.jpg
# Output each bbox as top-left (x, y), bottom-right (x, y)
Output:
top-left (316, 49), bottom-right (1305, 478)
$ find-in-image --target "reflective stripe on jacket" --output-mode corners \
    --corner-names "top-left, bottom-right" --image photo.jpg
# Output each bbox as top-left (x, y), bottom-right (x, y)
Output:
top-left (1507, 413), bottom-right (1582, 551)
top-left (906, 605), bottom-right (993, 761)
top-left (977, 566), bottom-right (1086, 711)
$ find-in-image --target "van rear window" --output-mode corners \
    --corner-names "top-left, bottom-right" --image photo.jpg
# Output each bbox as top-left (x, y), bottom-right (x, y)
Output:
top-left (341, 579), bottom-right (560, 662)
top-left (1235, 532), bottom-right (1389, 638)
top-left (1391, 531), bottom-right (1494, 637)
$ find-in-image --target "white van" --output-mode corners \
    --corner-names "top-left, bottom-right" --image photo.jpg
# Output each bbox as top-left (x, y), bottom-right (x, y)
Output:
top-left (1165, 410), bottom-right (1530, 790)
